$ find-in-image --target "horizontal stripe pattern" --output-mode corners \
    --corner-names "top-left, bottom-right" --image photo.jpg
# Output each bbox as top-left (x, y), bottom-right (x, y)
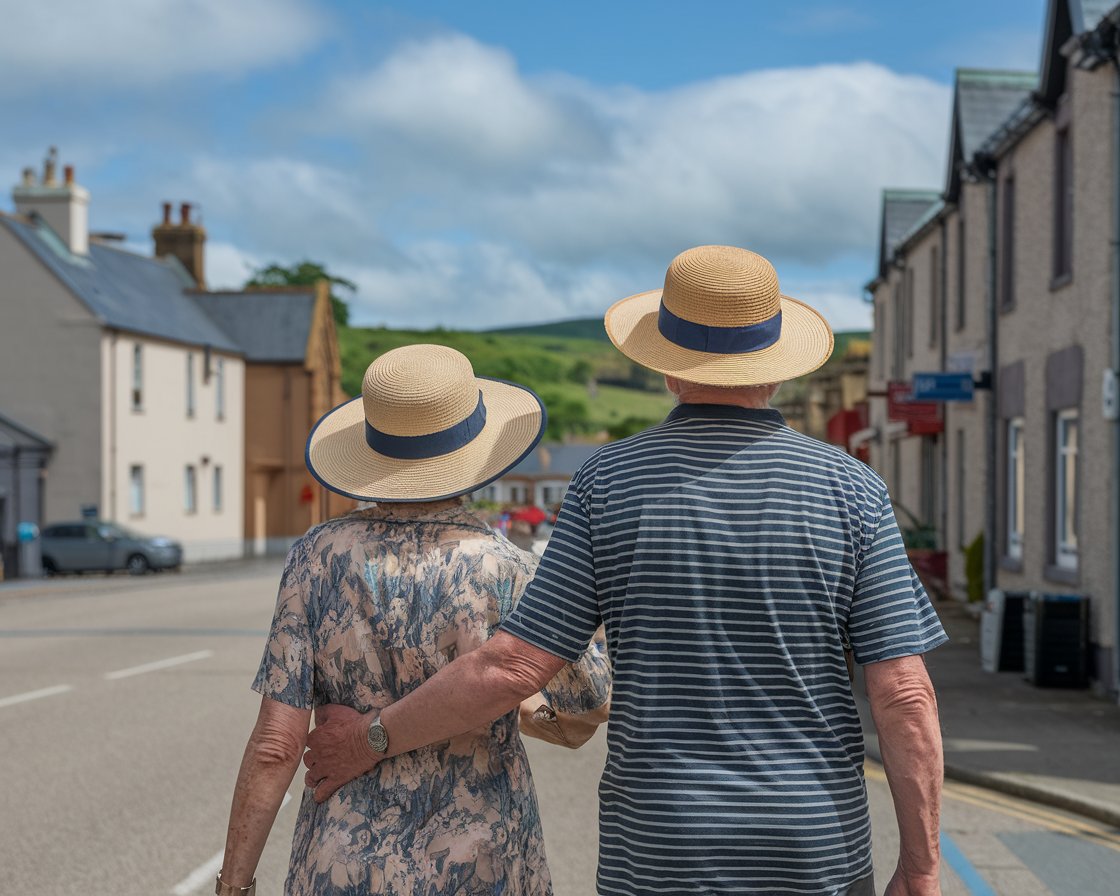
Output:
top-left (502, 404), bottom-right (946, 895)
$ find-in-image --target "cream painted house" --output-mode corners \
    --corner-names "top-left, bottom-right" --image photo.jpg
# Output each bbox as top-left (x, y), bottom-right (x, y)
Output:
top-left (0, 155), bottom-right (245, 562)
top-left (867, 0), bottom-right (1120, 695)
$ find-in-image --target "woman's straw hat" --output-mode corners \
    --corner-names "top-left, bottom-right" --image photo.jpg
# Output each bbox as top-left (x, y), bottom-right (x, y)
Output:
top-left (306, 344), bottom-right (545, 503)
top-left (604, 245), bottom-right (834, 386)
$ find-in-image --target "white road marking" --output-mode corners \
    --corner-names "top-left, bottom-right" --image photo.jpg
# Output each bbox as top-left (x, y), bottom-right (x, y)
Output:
top-left (170, 793), bottom-right (293, 895)
top-left (0, 683), bottom-right (73, 709)
top-left (104, 649), bottom-right (214, 681)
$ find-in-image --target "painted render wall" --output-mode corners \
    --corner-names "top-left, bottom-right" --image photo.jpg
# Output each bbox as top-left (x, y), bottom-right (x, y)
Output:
top-left (0, 225), bottom-right (103, 523)
top-left (101, 333), bottom-right (244, 561)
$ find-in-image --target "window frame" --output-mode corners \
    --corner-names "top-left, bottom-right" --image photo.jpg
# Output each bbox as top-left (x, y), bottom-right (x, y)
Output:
top-left (1054, 408), bottom-right (1078, 570)
top-left (1005, 417), bottom-right (1024, 561)
top-left (186, 353), bottom-right (196, 418)
top-left (213, 465), bottom-right (223, 513)
top-left (185, 465), bottom-right (198, 515)
top-left (1053, 124), bottom-right (1073, 285)
top-left (131, 343), bottom-right (143, 411)
top-left (129, 464), bottom-right (145, 517)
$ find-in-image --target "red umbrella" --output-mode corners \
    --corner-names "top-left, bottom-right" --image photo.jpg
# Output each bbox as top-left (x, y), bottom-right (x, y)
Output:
top-left (509, 505), bottom-right (547, 526)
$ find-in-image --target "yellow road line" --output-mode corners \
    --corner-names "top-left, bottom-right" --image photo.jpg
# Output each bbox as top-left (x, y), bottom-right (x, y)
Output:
top-left (864, 760), bottom-right (1120, 853)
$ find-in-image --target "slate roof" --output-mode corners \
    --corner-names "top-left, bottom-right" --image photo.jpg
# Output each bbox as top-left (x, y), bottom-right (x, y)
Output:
top-left (505, 442), bottom-right (600, 478)
top-left (878, 190), bottom-right (941, 276)
top-left (0, 212), bottom-right (240, 353)
top-left (0, 412), bottom-right (53, 450)
top-left (193, 290), bottom-right (316, 363)
top-left (954, 70), bottom-right (1038, 162)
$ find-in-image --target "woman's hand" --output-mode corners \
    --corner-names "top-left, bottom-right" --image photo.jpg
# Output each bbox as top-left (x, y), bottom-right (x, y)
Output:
top-left (303, 704), bottom-right (382, 802)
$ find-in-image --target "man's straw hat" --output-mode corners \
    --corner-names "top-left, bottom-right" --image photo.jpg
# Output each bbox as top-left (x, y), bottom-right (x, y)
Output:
top-left (306, 344), bottom-right (545, 502)
top-left (604, 245), bottom-right (834, 386)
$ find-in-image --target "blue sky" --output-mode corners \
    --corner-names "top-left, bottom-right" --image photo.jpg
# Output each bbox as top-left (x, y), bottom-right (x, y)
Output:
top-left (0, 0), bottom-right (1047, 332)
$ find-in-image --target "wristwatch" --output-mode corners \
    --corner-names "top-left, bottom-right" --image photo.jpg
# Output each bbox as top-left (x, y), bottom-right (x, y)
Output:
top-left (367, 714), bottom-right (389, 754)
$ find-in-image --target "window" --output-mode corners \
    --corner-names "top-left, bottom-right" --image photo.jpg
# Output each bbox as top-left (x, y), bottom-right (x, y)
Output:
top-left (920, 437), bottom-right (936, 531)
top-left (1006, 419), bottom-right (1024, 560)
top-left (185, 465), bottom-right (197, 514)
top-left (129, 465), bottom-right (144, 516)
top-left (186, 353), bottom-right (196, 418)
top-left (905, 266), bottom-right (914, 359)
top-left (216, 357), bottom-right (225, 420)
top-left (131, 343), bottom-right (143, 410)
top-left (213, 465), bottom-right (223, 512)
top-left (892, 283), bottom-right (904, 378)
top-left (1055, 409), bottom-right (1078, 568)
top-left (928, 245), bottom-right (940, 348)
top-left (874, 299), bottom-right (885, 380)
top-left (956, 216), bottom-right (966, 331)
top-left (1000, 177), bottom-right (1015, 310)
top-left (1054, 127), bottom-right (1073, 282)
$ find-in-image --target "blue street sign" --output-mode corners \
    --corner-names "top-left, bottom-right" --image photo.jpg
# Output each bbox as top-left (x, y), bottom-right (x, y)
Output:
top-left (911, 371), bottom-right (975, 402)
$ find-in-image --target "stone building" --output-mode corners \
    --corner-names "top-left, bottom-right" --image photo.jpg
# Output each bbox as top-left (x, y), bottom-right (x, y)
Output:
top-left (867, 0), bottom-right (1120, 695)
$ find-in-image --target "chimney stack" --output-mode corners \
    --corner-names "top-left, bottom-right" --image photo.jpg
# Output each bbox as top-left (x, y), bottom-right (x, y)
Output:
top-left (12, 147), bottom-right (90, 255)
top-left (152, 201), bottom-right (206, 288)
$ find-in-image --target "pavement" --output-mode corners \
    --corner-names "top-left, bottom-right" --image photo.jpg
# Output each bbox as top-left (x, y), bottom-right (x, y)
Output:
top-left (859, 597), bottom-right (1120, 829)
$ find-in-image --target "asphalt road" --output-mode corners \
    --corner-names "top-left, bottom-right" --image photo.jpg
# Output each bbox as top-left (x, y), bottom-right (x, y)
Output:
top-left (1, 563), bottom-right (1118, 895)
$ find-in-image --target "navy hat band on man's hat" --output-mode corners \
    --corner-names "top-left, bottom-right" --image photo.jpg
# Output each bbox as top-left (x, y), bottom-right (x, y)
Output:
top-left (657, 303), bottom-right (782, 355)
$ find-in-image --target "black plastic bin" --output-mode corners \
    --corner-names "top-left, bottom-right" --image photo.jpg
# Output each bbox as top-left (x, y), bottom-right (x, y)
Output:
top-left (1023, 593), bottom-right (1089, 688)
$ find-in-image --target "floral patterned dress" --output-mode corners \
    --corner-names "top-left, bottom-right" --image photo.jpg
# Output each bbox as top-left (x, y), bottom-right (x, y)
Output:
top-left (252, 502), bottom-right (611, 896)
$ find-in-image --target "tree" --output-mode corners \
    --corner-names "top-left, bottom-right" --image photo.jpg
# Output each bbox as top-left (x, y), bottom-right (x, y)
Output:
top-left (245, 261), bottom-right (355, 328)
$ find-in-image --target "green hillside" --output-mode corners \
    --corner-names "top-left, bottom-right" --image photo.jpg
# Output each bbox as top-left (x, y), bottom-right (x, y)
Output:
top-left (338, 323), bottom-right (671, 440)
top-left (339, 321), bottom-right (870, 441)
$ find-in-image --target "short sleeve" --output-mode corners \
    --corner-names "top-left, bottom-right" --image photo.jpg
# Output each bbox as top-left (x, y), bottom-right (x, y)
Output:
top-left (848, 494), bottom-right (948, 664)
top-left (251, 538), bottom-right (316, 708)
top-left (501, 481), bottom-right (602, 662)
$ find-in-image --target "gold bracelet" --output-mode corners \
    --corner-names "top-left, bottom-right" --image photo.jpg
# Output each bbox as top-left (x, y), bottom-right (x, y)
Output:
top-left (215, 872), bottom-right (256, 896)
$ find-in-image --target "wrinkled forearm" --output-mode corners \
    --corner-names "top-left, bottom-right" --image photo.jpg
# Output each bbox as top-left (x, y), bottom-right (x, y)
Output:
top-left (868, 656), bottom-right (943, 880)
top-left (378, 631), bottom-right (565, 758)
top-left (221, 704), bottom-right (309, 886)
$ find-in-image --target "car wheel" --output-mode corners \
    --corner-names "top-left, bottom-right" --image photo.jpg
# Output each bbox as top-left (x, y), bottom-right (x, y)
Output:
top-left (126, 554), bottom-right (150, 576)
top-left (42, 558), bottom-right (57, 577)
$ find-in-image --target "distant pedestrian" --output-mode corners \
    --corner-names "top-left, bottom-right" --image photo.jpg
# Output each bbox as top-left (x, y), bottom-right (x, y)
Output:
top-left (216, 344), bottom-right (610, 896)
top-left (304, 247), bottom-right (947, 896)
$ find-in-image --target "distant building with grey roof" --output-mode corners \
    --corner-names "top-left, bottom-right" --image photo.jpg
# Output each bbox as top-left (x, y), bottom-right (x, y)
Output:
top-left (0, 151), bottom-right (347, 565)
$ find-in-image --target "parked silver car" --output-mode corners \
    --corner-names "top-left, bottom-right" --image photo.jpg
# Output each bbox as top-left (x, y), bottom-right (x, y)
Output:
top-left (40, 521), bottom-right (183, 575)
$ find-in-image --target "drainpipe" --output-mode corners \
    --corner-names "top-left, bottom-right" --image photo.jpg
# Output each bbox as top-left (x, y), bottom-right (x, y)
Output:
top-left (939, 214), bottom-right (950, 560)
top-left (1112, 57), bottom-right (1120, 699)
top-left (982, 168), bottom-right (999, 602)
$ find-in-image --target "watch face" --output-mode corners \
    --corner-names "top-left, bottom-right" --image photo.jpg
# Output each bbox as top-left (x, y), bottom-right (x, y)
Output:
top-left (367, 721), bottom-right (389, 754)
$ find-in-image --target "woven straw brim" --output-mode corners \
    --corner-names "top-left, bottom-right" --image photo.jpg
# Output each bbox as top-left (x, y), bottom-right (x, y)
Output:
top-left (306, 378), bottom-right (544, 503)
top-left (604, 289), bottom-right (834, 386)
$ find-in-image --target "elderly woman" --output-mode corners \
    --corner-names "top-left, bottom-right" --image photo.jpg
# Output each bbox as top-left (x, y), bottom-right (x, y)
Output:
top-left (216, 345), bottom-right (611, 896)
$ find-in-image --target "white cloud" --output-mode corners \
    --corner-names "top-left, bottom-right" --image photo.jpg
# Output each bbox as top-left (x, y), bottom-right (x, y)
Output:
top-left (187, 49), bottom-right (949, 329)
top-left (205, 241), bottom-right (264, 291)
top-left (322, 34), bottom-right (606, 180)
top-left (4, 31), bottom-right (951, 333)
top-left (0, 0), bottom-right (328, 91)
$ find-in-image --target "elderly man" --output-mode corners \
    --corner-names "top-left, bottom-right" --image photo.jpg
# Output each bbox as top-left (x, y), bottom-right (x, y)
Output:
top-left (305, 246), bottom-right (947, 896)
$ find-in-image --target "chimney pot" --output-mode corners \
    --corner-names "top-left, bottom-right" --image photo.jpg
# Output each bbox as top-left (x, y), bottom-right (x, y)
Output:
top-left (43, 146), bottom-right (58, 186)
top-left (21, 167), bottom-right (34, 187)
top-left (162, 201), bottom-right (172, 225)
top-left (64, 165), bottom-right (74, 186)
top-left (180, 202), bottom-right (191, 225)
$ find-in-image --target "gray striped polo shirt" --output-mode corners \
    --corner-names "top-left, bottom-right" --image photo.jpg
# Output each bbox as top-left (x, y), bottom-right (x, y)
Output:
top-left (502, 403), bottom-right (947, 896)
